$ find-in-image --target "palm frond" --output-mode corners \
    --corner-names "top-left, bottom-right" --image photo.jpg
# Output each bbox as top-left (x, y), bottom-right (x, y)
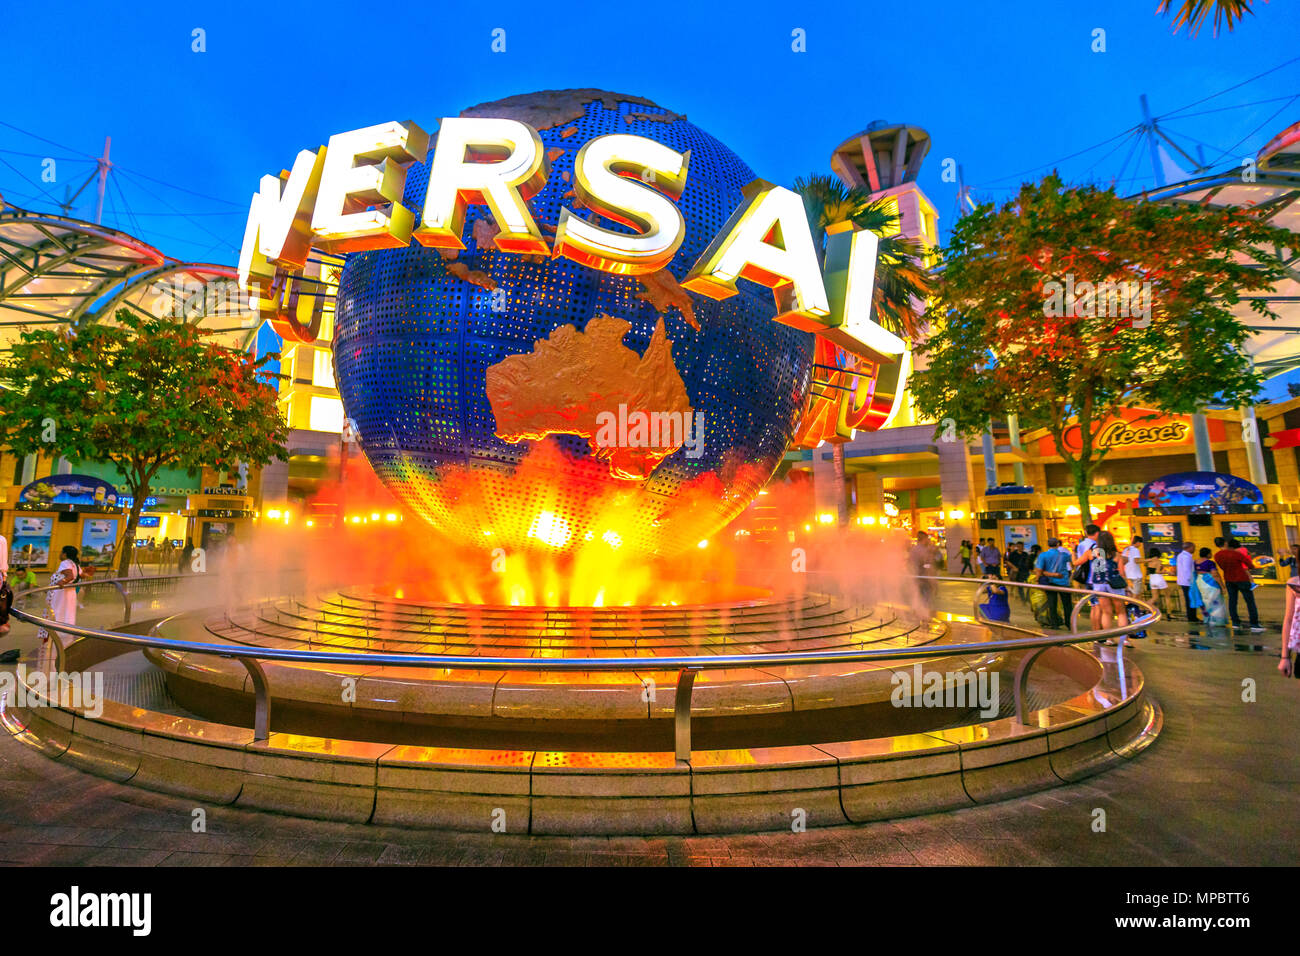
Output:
top-left (1157, 0), bottom-right (1255, 36)
top-left (792, 173), bottom-right (929, 339)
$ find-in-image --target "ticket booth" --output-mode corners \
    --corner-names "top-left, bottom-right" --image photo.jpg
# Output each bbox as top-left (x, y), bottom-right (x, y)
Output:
top-left (184, 487), bottom-right (256, 557)
top-left (976, 486), bottom-right (1051, 552)
top-left (6, 474), bottom-right (126, 578)
top-left (1128, 471), bottom-right (1286, 581)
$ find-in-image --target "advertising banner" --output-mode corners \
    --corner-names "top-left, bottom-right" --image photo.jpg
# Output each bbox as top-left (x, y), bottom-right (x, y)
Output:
top-left (1138, 472), bottom-right (1262, 512)
top-left (1141, 521), bottom-right (1183, 558)
top-left (18, 474), bottom-right (120, 508)
top-left (1003, 524), bottom-right (1038, 548)
top-left (11, 516), bottom-right (54, 566)
top-left (80, 519), bottom-right (119, 568)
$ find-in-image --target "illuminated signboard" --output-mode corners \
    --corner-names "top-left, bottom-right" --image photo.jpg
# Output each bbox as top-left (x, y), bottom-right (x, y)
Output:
top-left (239, 117), bottom-right (908, 440)
top-left (1036, 409), bottom-right (1225, 458)
top-left (1139, 472), bottom-right (1263, 512)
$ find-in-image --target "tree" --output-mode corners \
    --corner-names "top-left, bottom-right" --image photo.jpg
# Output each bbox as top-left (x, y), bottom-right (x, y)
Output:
top-left (793, 174), bottom-right (931, 523)
top-left (0, 309), bottom-right (288, 577)
top-left (910, 173), bottom-right (1293, 522)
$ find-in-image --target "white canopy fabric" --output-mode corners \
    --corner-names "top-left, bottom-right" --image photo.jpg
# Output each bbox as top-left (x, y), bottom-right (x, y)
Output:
top-left (0, 202), bottom-right (262, 353)
top-left (1135, 122), bottom-right (1300, 381)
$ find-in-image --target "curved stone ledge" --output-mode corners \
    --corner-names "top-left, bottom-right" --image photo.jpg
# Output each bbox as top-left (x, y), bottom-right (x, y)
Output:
top-left (0, 647), bottom-right (1159, 835)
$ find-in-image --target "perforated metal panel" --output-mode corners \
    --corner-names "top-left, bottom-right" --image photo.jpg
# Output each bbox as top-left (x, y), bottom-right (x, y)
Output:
top-left (333, 93), bottom-right (814, 555)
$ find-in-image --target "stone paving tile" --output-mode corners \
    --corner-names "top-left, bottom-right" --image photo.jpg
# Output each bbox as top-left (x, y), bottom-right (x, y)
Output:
top-left (837, 836), bottom-right (918, 865)
top-left (82, 846), bottom-right (175, 866)
top-left (375, 845), bottom-right (426, 865)
top-left (158, 851), bottom-right (233, 866)
top-left (290, 840), bottom-right (347, 864)
top-left (334, 841), bottom-right (389, 864)
top-left (0, 824), bottom-right (121, 847)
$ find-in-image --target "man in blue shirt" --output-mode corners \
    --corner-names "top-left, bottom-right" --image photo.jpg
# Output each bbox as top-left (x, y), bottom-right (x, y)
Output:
top-left (979, 540), bottom-right (1002, 578)
top-left (1034, 537), bottom-right (1073, 628)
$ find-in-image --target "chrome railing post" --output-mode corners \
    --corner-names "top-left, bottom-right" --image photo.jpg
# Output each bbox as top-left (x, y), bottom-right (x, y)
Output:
top-left (1013, 647), bottom-right (1050, 724)
top-left (236, 656), bottom-right (272, 741)
top-left (111, 580), bottom-right (131, 624)
top-left (1070, 594), bottom-right (1090, 633)
top-left (674, 667), bottom-right (701, 764)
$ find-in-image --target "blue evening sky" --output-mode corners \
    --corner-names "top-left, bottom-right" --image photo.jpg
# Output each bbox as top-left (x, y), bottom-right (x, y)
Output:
top-left (2, 0), bottom-right (1296, 264)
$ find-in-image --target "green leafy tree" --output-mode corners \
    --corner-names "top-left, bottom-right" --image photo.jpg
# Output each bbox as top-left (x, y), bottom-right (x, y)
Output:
top-left (0, 309), bottom-right (287, 577)
top-left (911, 173), bottom-right (1294, 521)
top-left (793, 173), bottom-right (932, 523)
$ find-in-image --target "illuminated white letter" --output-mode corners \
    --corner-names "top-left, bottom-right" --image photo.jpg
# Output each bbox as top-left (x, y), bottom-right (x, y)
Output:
top-left (236, 147), bottom-right (326, 290)
top-left (553, 134), bottom-right (689, 275)
top-left (310, 120), bottom-right (429, 253)
top-left (414, 117), bottom-right (549, 254)
top-left (820, 223), bottom-right (906, 361)
top-left (682, 180), bottom-right (830, 330)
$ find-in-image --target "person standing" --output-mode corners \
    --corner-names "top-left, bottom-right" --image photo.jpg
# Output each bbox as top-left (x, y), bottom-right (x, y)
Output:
top-left (1279, 544), bottom-right (1300, 677)
top-left (959, 540), bottom-right (974, 576)
top-left (1009, 543), bottom-right (1032, 601)
top-left (1191, 547), bottom-right (1229, 627)
top-left (909, 531), bottom-right (939, 610)
top-left (1175, 541), bottom-right (1198, 623)
top-left (1074, 524), bottom-right (1101, 566)
top-left (0, 528), bottom-right (9, 640)
top-left (1122, 536), bottom-right (1144, 597)
top-left (1034, 537), bottom-right (1072, 627)
top-left (979, 538), bottom-right (1002, 579)
top-left (40, 545), bottom-right (81, 665)
top-left (1214, 539), bottom-right (1263, 632)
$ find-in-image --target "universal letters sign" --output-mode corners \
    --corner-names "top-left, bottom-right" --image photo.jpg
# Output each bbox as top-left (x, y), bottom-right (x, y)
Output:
top-left (238, 117), bottom-right (907, 381)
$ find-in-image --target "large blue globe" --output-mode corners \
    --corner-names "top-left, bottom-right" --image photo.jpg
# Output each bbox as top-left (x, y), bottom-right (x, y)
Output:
top-left (333, 91), bottom-right (814, 555)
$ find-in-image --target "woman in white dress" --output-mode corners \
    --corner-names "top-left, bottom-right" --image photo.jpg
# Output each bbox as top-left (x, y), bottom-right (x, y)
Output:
top-left (43, 545), bottom-right (81, 657)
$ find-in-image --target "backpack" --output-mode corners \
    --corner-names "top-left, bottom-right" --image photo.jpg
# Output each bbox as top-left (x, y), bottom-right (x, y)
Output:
top-left (1071, 559), bottom-right (1089, 586)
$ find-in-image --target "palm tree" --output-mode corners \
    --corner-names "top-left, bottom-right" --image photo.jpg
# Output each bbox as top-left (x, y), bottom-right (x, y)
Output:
top-left (1157, 0), bottom-right (1256, 36)
top-left (792, 173), bottom-right (932, 525)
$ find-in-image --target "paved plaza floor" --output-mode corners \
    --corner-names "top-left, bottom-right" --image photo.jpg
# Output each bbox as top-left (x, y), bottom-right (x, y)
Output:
top-left (0, 581), bottom-right (1295, 866)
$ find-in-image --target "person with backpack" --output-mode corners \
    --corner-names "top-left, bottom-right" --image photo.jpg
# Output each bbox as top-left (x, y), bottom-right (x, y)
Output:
top-left (1073, 529), bottom-right (1128, 636)
top-left (1034, 537), bottom-right (1073, 627)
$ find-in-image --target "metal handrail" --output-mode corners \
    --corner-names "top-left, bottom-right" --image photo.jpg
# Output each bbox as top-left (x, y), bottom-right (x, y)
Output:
top-left (8, 573), bottom-right (1159, 762)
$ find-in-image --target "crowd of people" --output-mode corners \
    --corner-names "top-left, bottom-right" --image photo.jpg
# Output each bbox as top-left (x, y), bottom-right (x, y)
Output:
top-left (946, 526), bottom-right (1290, 642)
